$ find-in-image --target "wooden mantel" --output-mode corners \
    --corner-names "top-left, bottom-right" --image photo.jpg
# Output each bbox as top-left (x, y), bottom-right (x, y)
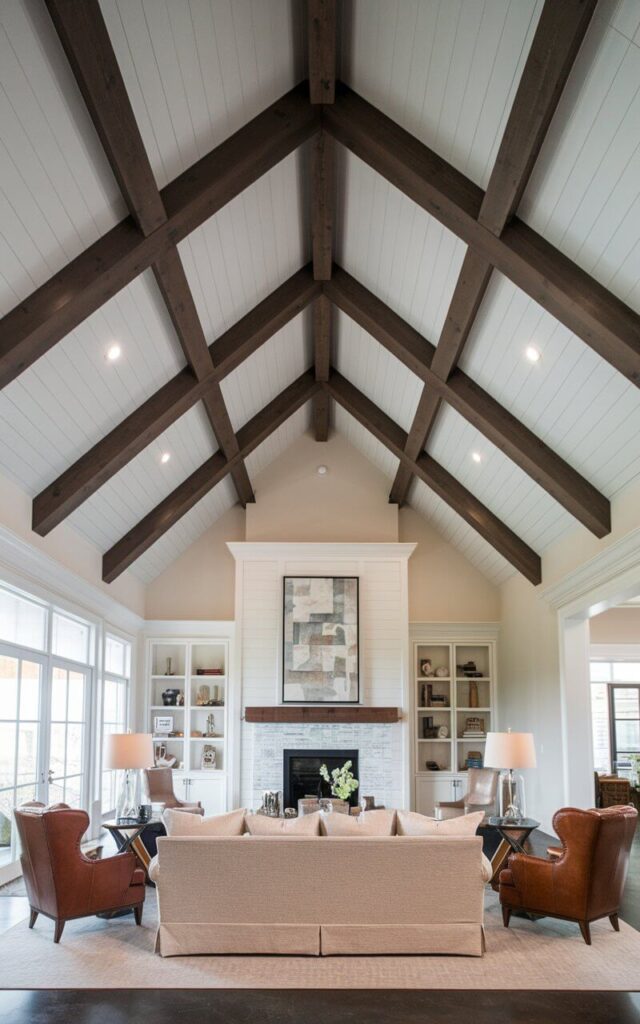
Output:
top-left (244, 706), bottom-right (401, 724)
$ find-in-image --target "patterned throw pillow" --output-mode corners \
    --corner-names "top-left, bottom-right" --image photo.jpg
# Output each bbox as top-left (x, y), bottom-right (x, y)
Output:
top-left (396, 809), bottom-right (484, 836)
top-left (244, 811), bottom-right (322, 836)
top-left (320, 809), bottom-right (397, 836)
top-left (162, 807), bottom-right (246, 836)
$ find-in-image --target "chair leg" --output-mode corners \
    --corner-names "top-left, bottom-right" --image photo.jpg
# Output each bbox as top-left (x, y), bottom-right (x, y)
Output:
top-left (28, 909), bottom-right (38, 929)
top-left (133, 903), bottom-right (143, 926)
top-left (579, 920), bottom-right (591, 945)
top-left (53, 919), bottom-right (65, 944)
top-left (609, 913), bottom-right (620, 932)
top-left (502, 905), bottom-right (512, 928)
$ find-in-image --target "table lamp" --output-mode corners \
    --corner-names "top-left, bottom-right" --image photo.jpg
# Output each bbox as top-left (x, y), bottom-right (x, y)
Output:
top-left (484, 730), bottom-right (536, 823)
top-left (104, 732), bottom-right (154, 822)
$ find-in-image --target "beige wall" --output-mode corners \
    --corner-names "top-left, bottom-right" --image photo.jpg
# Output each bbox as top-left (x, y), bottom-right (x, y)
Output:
top-left (245, 434), bottom-right (398, 541)
top-left (145, 432), bottom-right (501, 622)
top-left (590, 606), bottom-right (640, 644)
top-left (497, 478), bottom-right (640, 832)
top-left (144, 505), bottom-right (244, 621)
top-left (0, 469), bottom-right (145, 617)
top-left (498, 573), bottom-right (563, 832)
top-left (400, 507), bottom-right (500, 621)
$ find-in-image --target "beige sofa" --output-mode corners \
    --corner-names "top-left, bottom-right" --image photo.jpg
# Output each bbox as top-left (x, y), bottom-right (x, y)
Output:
top-left (153, 834), bottom-right (487, 957)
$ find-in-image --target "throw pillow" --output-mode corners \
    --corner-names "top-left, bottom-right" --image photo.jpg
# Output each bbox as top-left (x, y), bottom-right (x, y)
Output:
top-left (244, 811), bottom-right (321, 836)
top-left (320, 808), bottom-right (397, 836)
top-left (163, 807), bottom-right (246, 836)
top-left (396, 809), bottom-right (484, 836)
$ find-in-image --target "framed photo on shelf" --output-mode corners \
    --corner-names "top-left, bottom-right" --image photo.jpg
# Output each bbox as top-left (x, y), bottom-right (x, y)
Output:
top-left (153, 715), bottom-right (173, 735)
top-left (282, 576), bottom-right (359, 704)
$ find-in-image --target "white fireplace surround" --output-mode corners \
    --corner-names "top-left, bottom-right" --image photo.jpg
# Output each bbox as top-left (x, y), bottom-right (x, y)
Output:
top-left (227, 543), bottom-right (416, 811)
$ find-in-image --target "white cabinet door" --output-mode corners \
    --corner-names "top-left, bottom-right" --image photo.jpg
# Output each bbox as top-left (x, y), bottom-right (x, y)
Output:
top-left (184, 775), bottom-right (226, 816)
top-left (414, 775), bottom-right (466, 816)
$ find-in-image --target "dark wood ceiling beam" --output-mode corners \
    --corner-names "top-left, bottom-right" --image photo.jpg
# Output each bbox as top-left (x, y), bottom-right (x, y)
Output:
top-left (327, 266), bottom-right (610, 537)
top-left (390, 0), bottom-right (598, 505)
top-left (45, 0), bottom-right (166, 237)
top-left (326, 371), bottom-right (541, 584)
top-left (0, 83), bottom-right (319, 390)
top-left (103, 371), bottom-right (319, 582)
top-left (32, 267), bottom-right (317, 536)
top-left (45, 1), bottom-right (257, 507)
top-left (308, 0), bottom-right (337, 104)
top-left (308, 1), bottom-right (337, 439)
top-left (152, 249), bottom-right (254, 505)
top-left (324, 85), bottom-right (640, 387)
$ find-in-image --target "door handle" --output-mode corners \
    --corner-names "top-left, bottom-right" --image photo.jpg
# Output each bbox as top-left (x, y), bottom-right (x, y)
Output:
top-left (47, 769), bottom-right (54, 784)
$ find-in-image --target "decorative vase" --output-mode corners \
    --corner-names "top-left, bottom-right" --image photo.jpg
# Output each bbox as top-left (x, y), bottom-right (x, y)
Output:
top-left (468, 681), bottom-right (479, 708)
top-left (161, 688), bottom-right (180, 706)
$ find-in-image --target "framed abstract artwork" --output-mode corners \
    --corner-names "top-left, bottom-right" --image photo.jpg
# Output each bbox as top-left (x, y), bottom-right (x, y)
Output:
top-left (282, 576), bottom-right (359, 704)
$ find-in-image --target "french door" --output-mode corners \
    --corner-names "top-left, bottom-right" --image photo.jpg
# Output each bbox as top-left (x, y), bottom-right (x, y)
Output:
top-left (0, 646), bottom-right (91, 880)
top-left (48, 661), bottom-right (90, 809)
top-left (0, 646), bottom-right (46, 877)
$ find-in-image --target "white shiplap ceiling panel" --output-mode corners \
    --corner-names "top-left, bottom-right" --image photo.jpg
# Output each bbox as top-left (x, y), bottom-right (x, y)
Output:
top-left (132, 474), bottom-right (237, 583)
top-left (245, 403), bottom-right (311, 482)
top-left (410, 475), bottom-right (514, 586)
top-left (0, 269), bottom-right (185, 496)
top-left (333, 406), bottom-right (399, 484)
top-left (69, 401), bottom-right (216, 554)
top-left (0, 0), bottom-right (124, 315)
top-left (519, 8), bottom-right (640, 307)
top-left (101, 0), bottom-right (305, 190)
top-left (459, 271), bottom-right (640, 498)
top-left (179, 150), bottom-right (307, 342)
top-left (337, 148), bottom-right (467, 344)
top-left (341, 0), bottom-right (543, 189)
top-left (220, 311), bottom-right (312, 433)
top-left (428, 403), bottom-right (574, 552)
top-left (334, 309), bottom-right (423, 433)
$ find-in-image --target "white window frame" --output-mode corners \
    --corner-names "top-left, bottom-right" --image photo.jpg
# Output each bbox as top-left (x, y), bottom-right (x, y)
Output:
top-left (99, 628), bottom-right (133, 818)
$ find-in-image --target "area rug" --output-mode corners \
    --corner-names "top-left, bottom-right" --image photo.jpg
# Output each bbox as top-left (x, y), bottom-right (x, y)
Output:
top-left (0, 891), bottom-right (638, 990)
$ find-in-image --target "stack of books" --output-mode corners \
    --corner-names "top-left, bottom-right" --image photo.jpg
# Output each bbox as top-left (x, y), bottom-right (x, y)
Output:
top-left (462, 716), bottom-right (485, 739)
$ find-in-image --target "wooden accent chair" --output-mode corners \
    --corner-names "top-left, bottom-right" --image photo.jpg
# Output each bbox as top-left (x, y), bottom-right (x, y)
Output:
top-left (499, 805), bottom-right (637, 944)
top-left (599, 776), bottom-right (632, 808)
top-left (14, 802), bottom-right (145, 943)
top-left (143, 767), bottom-right (204, 814)
top-left (435, 768), bottom-right (499, 820)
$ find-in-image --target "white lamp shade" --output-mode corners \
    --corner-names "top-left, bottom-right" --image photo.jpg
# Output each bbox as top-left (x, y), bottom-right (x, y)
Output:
top-left (484, 731), bottom-right (536, 770)
top-left (104, 732), bottom-right (153, 770)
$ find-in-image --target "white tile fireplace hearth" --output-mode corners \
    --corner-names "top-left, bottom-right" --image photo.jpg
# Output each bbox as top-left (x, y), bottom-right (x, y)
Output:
top-left (228, 543), bottom-right (416, 811)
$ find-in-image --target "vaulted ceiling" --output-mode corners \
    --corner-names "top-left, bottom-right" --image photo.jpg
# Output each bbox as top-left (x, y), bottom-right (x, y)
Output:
top-left (0, 0), bottom-right (639, 588)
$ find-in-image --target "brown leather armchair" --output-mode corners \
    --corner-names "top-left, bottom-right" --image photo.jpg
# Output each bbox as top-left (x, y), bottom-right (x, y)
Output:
top-left (15, 802), bottom-right (145, 943)
top-left (499, 805), bottom-right (637, 944)
top-left (144, 767), bottom-right (204, 814)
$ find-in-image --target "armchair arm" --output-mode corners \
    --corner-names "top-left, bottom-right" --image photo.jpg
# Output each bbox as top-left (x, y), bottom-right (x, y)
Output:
top-left (86, 851), bottom-right (143, 912)
top-left (501, 852), bottom-right (557, 913)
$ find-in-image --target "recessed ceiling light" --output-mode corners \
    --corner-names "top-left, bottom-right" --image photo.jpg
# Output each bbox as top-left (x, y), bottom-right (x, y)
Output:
top-left (317, 465), bottom-right (328, 475)
top-left (525, 345), bottom-right (541, 363)
top-left (106, 343), bottom-right (121, 362)
top-left (471, 451), bottom-right (482, 464)
top-left (160, 452), bottom-right (171, 465)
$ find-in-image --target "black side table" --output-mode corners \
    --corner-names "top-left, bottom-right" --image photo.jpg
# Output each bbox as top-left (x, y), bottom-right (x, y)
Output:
top-left (103, 819), bottom-right (166, 886)
top-left (485, 816), bottom-right (540, 889)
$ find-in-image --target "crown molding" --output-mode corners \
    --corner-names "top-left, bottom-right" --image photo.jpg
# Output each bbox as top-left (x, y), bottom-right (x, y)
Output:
top-left (541, 527), bottom-right (640, 614)
top-left (0, 525), bottom-right (144, 634)
top-left (409, 621), bottom-right (500, 641)
top-left (143, 620), bottom-right (235, 637)
top-left (226, 541), bottom-right (417, 561)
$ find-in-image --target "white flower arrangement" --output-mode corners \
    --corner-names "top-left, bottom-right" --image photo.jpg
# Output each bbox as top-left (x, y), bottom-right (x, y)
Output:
top-left (319, 760), bottom-right (359, 802)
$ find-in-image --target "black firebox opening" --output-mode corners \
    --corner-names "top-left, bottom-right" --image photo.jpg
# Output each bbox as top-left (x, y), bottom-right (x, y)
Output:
top-left (283, 748), bottom-right (359, 810)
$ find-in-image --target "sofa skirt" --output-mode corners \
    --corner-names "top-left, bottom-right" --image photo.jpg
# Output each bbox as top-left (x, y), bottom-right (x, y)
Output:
top-left (157, 922), bottom-right (484, 957)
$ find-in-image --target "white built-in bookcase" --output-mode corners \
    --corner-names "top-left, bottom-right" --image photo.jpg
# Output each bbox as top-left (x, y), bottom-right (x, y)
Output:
top-left (410, 624), bottom-right (498, 817)
top-left (145, 634), bottom-right (230, 815)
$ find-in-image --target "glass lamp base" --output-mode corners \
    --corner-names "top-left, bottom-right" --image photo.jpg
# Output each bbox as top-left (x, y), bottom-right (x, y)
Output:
top-left (116, 769), bottom-right (139, 821)
top-left (498, 769), bottom-right (526, 823)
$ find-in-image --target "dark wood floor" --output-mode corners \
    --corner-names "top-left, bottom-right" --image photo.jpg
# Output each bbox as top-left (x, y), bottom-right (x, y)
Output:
top-left (1, 989), bottom-right (639, 1024)
top-left (1, 829), bottom-right (638, 1022)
